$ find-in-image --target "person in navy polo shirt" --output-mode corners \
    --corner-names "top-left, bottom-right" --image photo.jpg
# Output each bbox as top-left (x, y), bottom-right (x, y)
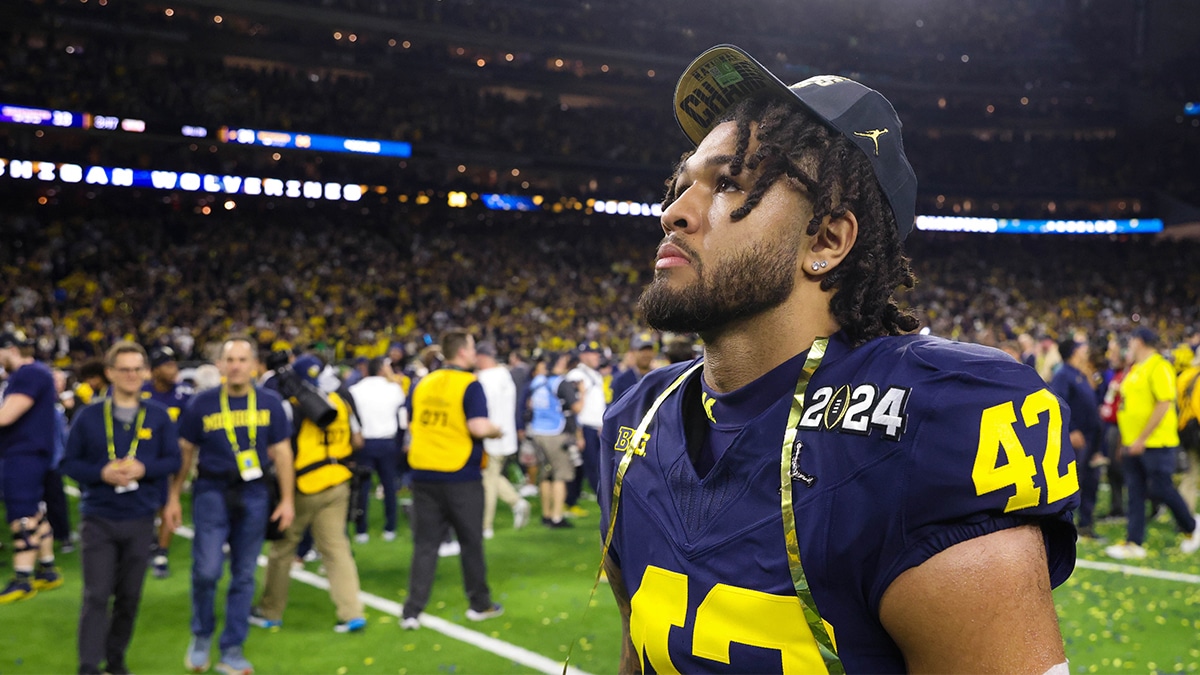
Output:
top-left (167, 336), bottom-right (294, 675)
top-left (0, 330), bottom-right (63, 603)
top-left (61, 341), bottom-right (182, 675)
top-left (141, 345), bottom-right (193, 579)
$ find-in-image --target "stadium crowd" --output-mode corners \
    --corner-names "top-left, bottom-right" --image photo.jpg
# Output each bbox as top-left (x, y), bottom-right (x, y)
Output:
top-left (4, 0), bottom-right (1198, 214)
top-left (3, 195), bottom-right (1200, 369)
top-left (2, 0), bottom-right (1200, 672)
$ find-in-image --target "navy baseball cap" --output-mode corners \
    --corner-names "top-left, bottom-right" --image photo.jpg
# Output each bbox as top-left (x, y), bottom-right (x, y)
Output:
top-left (1131, 326), bottom-right (1159, 346)
top-left (0, 331), bottom-right (29, 349)
top-left (631, 332), bottom-right (657, 350)
top-left (149, 346), bottom-right (177, 369)
top-left (292, 354), bottom-right (323, 385)
top-left (579, 340), bottom-right (604, 355)
top-left (673, 44), bottom-right (918, 241)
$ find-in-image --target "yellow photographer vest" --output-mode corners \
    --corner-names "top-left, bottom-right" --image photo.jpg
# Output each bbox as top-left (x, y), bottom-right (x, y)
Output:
top-left (408, 368), bottom-right (476, 473)
top-left (294, 391), bottom-right (355, 494)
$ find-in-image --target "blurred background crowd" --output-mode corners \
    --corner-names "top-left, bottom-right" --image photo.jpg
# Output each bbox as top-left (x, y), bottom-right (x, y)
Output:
top-left (1, 0), bottom-right (1200, 670)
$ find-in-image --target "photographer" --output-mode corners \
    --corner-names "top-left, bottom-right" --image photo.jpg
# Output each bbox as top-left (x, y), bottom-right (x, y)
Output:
top-left (251, 355), bottom-right (367, 633)
top-left (526, 352), bottom-right (582, 529)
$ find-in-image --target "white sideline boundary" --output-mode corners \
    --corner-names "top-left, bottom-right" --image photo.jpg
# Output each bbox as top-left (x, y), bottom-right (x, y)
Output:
top-left (1075, 559), bottom-right (1200, 584)
top-left (65, 487), bottom-right (1200, 670)
top-left (172, 526), bottom-right (592, 675)
top-left (61, 484), bottom-right (590, 675)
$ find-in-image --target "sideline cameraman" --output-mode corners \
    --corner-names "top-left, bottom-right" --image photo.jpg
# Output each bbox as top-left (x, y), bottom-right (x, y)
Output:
top-left (252, 355), bottom-right (367, 633)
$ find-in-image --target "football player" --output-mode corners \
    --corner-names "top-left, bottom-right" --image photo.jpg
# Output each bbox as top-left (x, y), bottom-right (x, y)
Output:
top-left (141, 346), bottom-right (193, 578)
top-left (599, 45), bottom-right (1080, 674)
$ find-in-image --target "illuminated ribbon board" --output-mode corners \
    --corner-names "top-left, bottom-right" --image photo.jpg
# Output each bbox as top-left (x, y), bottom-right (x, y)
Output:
top-left (0, 103), bottom-right (412, 158)
top-left (220, 127), bottom-right (412, 158)
top-left (0, 158), bottom-right (364, 201)
top-left (915, 215), bottom-right (1163, 235)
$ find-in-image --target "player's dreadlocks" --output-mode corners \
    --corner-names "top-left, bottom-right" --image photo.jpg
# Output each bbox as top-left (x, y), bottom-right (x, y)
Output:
top-left (663, 94), bottom-right (919, 345)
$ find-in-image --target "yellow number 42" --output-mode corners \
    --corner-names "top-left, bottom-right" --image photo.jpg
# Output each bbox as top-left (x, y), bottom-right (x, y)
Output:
top-left (972, 389), bottom-right (1079, 513)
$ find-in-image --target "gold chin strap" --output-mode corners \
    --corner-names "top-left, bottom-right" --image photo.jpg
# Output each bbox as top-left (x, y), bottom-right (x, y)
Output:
top-left (779, 337), bottom-right (843, 674)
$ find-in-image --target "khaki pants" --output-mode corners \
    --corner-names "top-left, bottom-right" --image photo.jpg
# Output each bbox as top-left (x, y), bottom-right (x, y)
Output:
top-left (1182, 446), bottom-right (1199, 513)
top-left (259, 481), bottom-right (363, 622)
top-left (482, 453), bottom-right (522, 532)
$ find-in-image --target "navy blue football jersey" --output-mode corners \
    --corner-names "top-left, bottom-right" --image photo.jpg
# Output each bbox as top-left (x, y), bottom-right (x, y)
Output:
top-left (141, 380), bottom-right (194, 424)
top-left (599, 332), bottom-right (1079, 674)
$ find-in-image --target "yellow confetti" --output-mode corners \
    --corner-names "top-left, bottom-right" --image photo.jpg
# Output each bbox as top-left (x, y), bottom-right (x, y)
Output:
top-left (433, 644), bottom-right (442, 651)
top-left (365, 657), bottom-right (375, 666)
top-left (338, 668), bottom-right (349, 675)
top-left (403, 644), bottom-right (416, 652)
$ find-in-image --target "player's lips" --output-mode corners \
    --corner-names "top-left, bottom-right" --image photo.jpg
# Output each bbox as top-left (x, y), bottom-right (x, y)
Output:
top-left (655, 243), bottom-right (691, 269)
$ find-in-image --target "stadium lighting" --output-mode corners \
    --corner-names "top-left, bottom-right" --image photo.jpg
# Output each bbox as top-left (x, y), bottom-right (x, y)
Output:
top-left (0, 157), bottom-right (365, 203)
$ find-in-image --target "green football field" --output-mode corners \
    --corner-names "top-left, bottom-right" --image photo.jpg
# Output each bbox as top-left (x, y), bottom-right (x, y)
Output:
top-left (2, 485), bottom-right (1197, 674)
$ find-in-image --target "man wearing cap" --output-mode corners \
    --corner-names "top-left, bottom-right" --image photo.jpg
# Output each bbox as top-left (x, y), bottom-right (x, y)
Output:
top-left (167, 336), bottom-right (294, 675)
top-left (599, 45), bottom-right (1081, 673)
top-left (564, 341), bottom-right (607, 517)
top-left (1105, 327), bottom-right (1200, 560)
top-left (0, 331), bottom-right (64, 603)
top-left (252, 353), bottom-right (367, 634)
top-left (527, 352), bottom-right (581, 528)
top-left (1050, 338), bottom-right (1103, 539)
top-left (610, 332), bottom-right (658, 404)
top-left (141, 345), bottom-right (194, 578)
top-left (61, 341), bottom-right (181, 675)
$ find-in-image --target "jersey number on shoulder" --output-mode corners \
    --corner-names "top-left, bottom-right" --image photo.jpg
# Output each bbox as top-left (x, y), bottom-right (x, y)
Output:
top-left (798, 384), bottom-right (910, 440)
top-left (630, 566), bottom-right (833, 674)
top-left (972, 389), bottom-right (1079, 512)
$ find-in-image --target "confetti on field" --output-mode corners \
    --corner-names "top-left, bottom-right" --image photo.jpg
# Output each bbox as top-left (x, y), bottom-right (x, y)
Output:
top-left (365, 657), bottom-right (375, 665)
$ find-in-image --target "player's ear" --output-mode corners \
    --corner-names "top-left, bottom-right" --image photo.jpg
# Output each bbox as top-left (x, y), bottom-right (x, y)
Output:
top-left (804, 210), bottom-right (858, 276)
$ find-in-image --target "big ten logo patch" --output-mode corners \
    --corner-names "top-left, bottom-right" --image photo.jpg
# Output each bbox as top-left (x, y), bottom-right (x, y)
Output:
top-left (613, 426), bottom-right (650, 456)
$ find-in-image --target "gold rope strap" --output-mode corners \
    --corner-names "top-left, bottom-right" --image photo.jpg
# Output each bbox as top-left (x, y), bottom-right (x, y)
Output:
top-left (563, 361), bottom-right (703, 674)
top-left (779, 337), bottom-right (843, 674)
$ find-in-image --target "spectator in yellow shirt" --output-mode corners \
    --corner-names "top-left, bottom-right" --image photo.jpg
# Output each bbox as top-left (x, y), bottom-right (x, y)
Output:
top-left (1105, 327), bottom-right (1200, 559)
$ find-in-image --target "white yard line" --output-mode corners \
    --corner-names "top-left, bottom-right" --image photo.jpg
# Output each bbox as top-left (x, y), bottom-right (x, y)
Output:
top-left (66, 485), bottom-right (590, 673)
top-left (1075, 558), bottom-right (1200, 584)
top-left (171, 525), bottom-right (591, 675)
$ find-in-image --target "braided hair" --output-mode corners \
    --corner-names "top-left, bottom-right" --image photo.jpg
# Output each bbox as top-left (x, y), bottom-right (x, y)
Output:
top-left (663, 94), bottom-right (919, 345)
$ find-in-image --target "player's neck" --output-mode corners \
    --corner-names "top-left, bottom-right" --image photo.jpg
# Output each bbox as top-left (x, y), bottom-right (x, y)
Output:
top-left (153, 378), bottom-right (173, 393)
top-left (111, 389), bottom-right (141, 408)
top-left (700, 301), bottom-right (838, 394)
top-left (224, 382), bottom-right (251, 396)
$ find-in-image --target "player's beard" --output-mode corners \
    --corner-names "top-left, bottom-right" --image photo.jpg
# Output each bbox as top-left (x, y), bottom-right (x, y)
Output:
top-left (638, 231), bottom-right (801, 335)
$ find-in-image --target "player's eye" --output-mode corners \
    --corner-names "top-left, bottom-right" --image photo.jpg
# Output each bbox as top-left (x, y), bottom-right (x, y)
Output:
top-left (715, 174), bottom-right (742, 193)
